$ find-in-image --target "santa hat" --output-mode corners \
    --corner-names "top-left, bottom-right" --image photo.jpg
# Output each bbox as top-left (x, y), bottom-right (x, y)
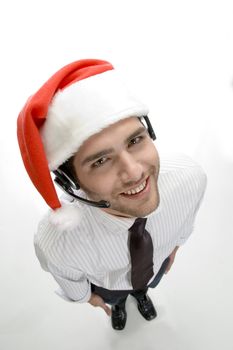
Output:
top-left (17, 59), bottom-right (149, 227)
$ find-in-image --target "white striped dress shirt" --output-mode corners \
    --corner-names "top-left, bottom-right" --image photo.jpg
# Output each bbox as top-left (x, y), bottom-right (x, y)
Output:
top-left (34, 153), bottom-right (207, 303)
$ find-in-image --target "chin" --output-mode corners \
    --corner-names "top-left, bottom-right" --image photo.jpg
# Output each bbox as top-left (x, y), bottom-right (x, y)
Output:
top-left (103, 184), bottom-right (160, 218)
top-left (109, 196), bottom-right (160, 218)
top-left (136, 202), bottom-right (159, 217)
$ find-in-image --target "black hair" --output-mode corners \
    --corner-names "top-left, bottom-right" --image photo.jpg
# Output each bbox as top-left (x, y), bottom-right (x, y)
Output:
top-left (58, 155), bottom-right (78, 184)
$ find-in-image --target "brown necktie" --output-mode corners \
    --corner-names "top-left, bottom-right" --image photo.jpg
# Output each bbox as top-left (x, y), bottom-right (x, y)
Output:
top-left (128, 217), bottom-right (154, 290)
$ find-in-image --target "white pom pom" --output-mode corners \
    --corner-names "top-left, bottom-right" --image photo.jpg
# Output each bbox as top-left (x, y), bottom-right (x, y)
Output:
top-left (47, 201), bottom-right (83, 231)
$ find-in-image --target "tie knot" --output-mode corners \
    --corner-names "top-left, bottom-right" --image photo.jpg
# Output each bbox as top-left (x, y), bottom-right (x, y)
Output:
top-left (129, 217), bottom-right (147, 233)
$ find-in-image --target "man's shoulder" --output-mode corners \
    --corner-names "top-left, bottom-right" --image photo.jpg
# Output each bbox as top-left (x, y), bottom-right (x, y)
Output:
top-left (34, 194), bottom-right (87, 253)
top-left (159, 152), bottom-right (207, 199)
top-left (160, 152), bottom-right (204, 172)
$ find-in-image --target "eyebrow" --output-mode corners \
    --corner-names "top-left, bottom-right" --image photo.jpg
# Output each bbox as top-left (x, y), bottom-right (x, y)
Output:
top-left (81, 126), bottom-right (146, 166)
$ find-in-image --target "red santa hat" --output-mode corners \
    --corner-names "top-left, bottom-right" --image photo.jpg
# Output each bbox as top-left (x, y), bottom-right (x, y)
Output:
top-left (17, 59), bottom-right (149, 225)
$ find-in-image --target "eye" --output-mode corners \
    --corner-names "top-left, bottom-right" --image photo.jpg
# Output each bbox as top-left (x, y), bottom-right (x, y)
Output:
top-left (91, 157), bottom-right (108, 168)
top-left (128, 135), bottom-right (144, 147)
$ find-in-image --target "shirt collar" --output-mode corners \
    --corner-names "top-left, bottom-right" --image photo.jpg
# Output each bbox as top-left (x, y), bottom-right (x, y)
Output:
top-left (92, 207), bottom-right (135, 232)
top-left (88, 197), bottom-right (163, 234)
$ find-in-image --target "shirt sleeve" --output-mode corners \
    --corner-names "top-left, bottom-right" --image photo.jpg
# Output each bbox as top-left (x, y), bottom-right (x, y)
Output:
top-left (47, 261), bottom-right (91, 303)
top-left (34, 234), bottom-right (91, 303)
top-left (176, 166), bottom-right (207, 246)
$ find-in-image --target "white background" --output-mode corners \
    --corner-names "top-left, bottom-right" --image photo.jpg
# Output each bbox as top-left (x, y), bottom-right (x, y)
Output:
top-left (0, 1), bottom-right (233, 349)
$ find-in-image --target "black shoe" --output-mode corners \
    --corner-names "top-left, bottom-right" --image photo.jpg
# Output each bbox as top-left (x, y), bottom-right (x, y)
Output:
top-left (111, 304), bottom-right (127, 330)
top-left (136, 294), bottom-right (157, 321)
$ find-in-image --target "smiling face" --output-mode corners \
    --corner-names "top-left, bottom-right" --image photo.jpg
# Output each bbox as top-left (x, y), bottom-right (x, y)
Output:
top-left (73, 117), bottom-right (160, 218)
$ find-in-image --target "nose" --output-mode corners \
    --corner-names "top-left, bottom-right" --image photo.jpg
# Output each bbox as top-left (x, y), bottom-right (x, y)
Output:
top-left (118, 151), bottom-right (143, 184)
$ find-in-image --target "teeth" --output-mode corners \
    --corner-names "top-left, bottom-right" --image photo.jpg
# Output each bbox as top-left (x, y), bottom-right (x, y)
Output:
top-left (123, 180), bottom-right (147, 195)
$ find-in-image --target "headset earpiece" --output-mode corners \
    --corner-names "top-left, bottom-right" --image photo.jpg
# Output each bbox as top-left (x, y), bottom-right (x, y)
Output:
top-left (53, 168), bottom-right (80, 193)
top-left (53, 167), bottom-right (110, 208)
top-left (53, 168), bottom-right (110, 208)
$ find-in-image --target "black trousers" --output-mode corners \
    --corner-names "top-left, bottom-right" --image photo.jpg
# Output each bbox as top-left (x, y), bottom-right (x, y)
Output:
top-left (91, 256), bottom-right (170, 306)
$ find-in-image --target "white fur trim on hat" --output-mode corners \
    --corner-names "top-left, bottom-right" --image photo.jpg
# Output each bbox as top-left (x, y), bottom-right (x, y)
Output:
top-left (47, 200), bottom-right (83, 231)
top-left (40, 69), bottom-right (149, 170)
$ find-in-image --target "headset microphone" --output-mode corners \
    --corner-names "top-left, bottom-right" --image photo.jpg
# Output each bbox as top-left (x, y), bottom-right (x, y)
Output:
top-left (53, 169), bottom-right (110, 208)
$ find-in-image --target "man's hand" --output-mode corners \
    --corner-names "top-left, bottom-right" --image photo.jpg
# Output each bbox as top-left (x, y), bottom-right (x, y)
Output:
top-left (88, 293), bottom-right (112, 316)
top-left (165, 246), bottom-right (180, 274)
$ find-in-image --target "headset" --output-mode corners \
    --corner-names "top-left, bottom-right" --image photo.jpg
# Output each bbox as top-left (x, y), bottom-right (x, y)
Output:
top-left (53, 116), bottom-right (156, 208)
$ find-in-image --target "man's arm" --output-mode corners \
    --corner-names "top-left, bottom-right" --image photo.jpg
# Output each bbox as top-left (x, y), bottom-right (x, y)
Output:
top-left (164, 246), bottom-right (179, 274)
top-left (88, 293), bottom-right (111, 316)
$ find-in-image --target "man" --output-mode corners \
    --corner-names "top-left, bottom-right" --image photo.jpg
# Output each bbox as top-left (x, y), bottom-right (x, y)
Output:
top-left (17, 59), bottom-right (207, 330)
